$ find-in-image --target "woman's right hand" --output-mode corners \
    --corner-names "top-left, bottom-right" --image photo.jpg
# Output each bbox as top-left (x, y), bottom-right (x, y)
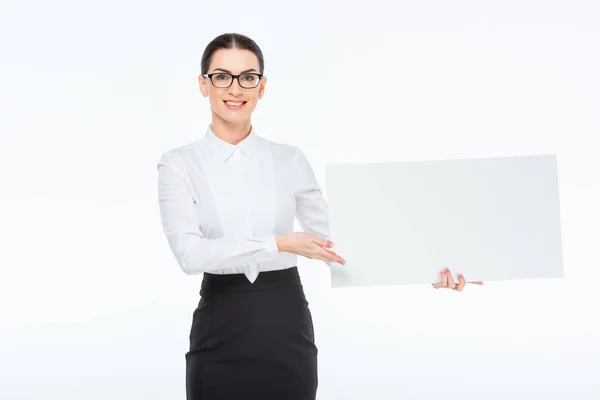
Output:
top-left (276, 232), bottom-right (346, 265)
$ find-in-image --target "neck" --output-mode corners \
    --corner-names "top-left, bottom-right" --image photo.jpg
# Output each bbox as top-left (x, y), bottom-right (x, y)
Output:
top-left (210, 115), bottom-right (252, 145)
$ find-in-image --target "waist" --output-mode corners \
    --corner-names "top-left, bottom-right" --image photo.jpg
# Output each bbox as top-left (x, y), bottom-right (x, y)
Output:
top-left (206, 253), bottom-right (297, 276)
top-left (201, 266), bottom-right (301, 294)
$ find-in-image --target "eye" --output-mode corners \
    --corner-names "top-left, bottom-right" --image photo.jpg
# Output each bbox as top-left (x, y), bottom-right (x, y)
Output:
top-left (215, 74), bottom-right (229, 80)
top-left (241, 74), bottom-right (256, 81)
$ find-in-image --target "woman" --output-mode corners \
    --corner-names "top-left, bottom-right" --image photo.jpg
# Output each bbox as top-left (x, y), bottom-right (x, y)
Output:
top-left (157, 32), bottom-right (482, 400)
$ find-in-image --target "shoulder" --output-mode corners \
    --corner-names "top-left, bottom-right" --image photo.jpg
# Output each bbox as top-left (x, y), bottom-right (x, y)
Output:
top-left (157, 139), bottom-right (204, 175)
top-left (256, 135), bottom-right (306, 163)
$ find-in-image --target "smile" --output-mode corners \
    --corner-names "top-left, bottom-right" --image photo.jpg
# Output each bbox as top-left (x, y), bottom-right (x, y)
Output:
top-left (224, 101), bottom-right (247, 110)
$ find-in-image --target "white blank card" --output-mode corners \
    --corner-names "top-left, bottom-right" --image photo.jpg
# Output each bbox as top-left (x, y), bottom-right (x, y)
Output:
top-left (325, 155), bottom-right (564, 288)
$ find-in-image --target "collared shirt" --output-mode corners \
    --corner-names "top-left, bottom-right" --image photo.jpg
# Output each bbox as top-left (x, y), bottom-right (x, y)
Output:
top-left (157, 124), bottom-right (333, 283)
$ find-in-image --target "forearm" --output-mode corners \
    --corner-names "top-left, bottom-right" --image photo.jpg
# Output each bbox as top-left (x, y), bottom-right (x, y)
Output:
top-left (168, 234), bottom-right (280, 275)
top-left (158, 158), bottom-right (280, 275)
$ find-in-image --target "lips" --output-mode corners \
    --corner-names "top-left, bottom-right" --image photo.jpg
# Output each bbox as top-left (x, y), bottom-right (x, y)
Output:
top-left (223, 100), bottom-right (247, 110)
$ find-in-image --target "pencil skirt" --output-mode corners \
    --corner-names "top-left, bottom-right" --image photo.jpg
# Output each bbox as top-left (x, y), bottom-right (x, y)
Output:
top-left (185, 266), bottom-right (318, 400)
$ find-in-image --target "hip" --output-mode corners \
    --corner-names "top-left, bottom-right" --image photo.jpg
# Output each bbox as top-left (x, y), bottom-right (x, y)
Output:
top-left (188, 266), bottom-right (316, 356)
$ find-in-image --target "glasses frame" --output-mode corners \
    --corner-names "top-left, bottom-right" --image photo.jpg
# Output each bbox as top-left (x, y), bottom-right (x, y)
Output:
top-left (202, 72), bottom-right (264, 89)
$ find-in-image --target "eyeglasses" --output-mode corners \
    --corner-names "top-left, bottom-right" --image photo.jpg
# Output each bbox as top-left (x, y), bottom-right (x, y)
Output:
top-left (202, 72), bottom-right (264, 89)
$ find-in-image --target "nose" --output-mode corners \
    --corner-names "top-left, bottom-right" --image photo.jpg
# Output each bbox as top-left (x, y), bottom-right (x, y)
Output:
top-left (228, 77), bottom-right (243, 96)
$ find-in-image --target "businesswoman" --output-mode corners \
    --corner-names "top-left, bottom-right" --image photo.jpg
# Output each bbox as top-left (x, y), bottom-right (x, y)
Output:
top-left (157, 32), bottom-right (482, 400)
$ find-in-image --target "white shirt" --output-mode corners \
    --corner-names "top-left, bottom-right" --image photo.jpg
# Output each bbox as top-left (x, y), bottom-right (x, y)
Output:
top-left (157, 124), bottom-right (333, 283)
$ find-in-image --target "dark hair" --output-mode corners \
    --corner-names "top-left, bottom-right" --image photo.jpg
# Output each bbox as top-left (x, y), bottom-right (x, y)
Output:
top-left (200, 33), bottom-right (265, 75)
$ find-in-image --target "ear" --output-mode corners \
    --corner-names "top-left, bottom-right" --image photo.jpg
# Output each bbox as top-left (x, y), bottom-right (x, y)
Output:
top-left (199, 75), bottom-right (209, 97)
top-left (258, 76), bottom-right (267, 98)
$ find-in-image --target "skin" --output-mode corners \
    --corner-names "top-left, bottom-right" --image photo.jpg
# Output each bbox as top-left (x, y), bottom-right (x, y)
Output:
top-left (198, 48), bottom-right (266, 145)
top-left (432, 267), bottom-right (483, 291)
top-left (198, 47), bottom-right (483, 291)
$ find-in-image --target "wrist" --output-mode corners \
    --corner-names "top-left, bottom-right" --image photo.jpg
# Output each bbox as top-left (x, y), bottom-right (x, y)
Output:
top-left (275, 234), bottom-right (289, 252)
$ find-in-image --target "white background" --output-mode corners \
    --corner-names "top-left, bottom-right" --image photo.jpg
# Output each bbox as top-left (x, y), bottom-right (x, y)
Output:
top-left (1, 0), bottom-right (599, 398)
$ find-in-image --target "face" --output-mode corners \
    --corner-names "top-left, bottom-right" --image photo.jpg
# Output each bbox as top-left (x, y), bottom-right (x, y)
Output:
top-left (199, 48), bottom-right (266, 127)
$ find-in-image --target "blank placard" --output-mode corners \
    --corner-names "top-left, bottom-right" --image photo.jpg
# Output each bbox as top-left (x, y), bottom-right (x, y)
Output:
top-left (325, 155), bottom-right (564, 288)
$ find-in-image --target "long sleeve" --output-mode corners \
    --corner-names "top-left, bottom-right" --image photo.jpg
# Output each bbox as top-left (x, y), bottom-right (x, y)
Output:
top-left (294, 148), bottom-right (341, 268)
top-left (157, 156), bottom-right (279, 275)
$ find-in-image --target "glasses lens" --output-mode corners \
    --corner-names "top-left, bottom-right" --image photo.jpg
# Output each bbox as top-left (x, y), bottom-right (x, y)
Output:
top-left (239, 74), bottom-right (260, 88)
top-left (212, 73), bottom-right (233, 88)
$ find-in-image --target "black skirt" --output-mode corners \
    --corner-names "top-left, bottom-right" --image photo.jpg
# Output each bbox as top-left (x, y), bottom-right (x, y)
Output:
top-left (185, 266), bottom-right (318, 400)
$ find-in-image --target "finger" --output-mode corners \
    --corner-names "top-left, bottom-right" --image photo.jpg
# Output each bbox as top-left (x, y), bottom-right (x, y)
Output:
top-left (327, 250), bottom-right (345, 265)
top-left (317, 248), bottom-right (335, 261)
top-left (332, 251), bottom-right (346, 265)
top-left (314, 239), bottom-right (343, 263)
top-left (440, 270), bottom-right (448, 287)
top-left (320, 239), bottom-right (334, 248)
top-left (468, 281), bottom-right (484, 285)
top-left (444, 267), bottom-right (456, 288)
top-left (431, 271), bottom-right (444, 288)
top-left (454, 273), bottom-right (466, 291)
top-left (318, 248), bottom-right (344, 264)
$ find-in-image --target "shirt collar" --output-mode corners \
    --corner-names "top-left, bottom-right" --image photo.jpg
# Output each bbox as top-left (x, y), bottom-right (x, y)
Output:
top-left (204, 124), bottom-right (258, 162)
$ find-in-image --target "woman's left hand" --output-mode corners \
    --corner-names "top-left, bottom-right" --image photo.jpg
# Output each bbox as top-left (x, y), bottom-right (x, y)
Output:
top-left (431, 267), bottom-right (484, 291)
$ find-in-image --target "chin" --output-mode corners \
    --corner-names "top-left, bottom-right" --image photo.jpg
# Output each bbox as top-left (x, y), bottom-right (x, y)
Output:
top-left (223, 108), bottom-right (254, 119)
top-left (214, 111), bottom-right (246, 125)
top-left (224, 112), bottom-right (249, 122)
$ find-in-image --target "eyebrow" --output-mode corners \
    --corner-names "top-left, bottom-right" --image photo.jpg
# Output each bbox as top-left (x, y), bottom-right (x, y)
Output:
top-left (211, 68), bottom-right (258, 74)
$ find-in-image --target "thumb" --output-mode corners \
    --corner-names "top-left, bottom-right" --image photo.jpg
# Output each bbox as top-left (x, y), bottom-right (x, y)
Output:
top-left (319, 238), bottom-right (333, 248)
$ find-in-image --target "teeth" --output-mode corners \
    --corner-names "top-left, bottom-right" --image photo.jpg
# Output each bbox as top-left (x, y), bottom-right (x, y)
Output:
top-left (226, 101), bottom-right (244, 106)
